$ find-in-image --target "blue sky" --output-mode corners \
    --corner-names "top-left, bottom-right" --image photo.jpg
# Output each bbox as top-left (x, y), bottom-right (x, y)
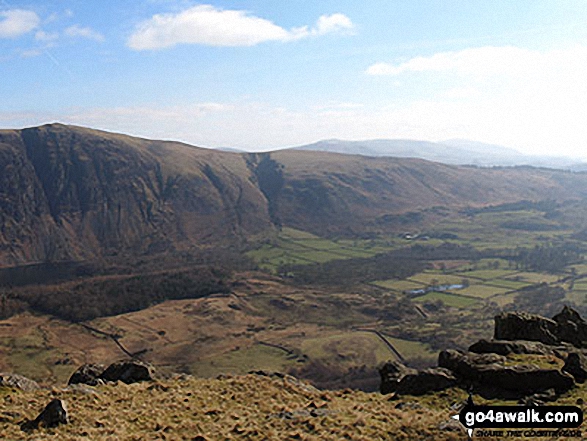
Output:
top-left (2, 1), bottom-right (587, 157)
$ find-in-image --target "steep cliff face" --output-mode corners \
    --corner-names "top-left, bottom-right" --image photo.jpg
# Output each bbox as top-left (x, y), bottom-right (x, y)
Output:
top-left (0, 124), bottom-right (273, 266)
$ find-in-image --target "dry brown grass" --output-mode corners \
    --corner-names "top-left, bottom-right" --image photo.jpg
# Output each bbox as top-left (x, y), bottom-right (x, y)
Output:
top-left (0, 374), bottom-right (467, 441)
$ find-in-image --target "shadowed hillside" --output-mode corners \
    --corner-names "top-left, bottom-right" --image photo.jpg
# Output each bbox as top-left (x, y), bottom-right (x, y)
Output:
top-left (0, 124), bottom-right (272, 266)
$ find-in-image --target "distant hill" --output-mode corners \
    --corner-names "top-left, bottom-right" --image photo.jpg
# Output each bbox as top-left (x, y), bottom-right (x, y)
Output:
top-left (292, 138), bottom-right (583, 168)
top-left (2, 124), bottom-right (587, 266)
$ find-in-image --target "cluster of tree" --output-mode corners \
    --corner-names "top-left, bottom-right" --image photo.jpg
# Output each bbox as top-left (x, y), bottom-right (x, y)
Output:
top-left (507, 283), bottom-right (570, 317)
top-left (500, 220), bottom-right (561, 231)
top-left (283, 252), bottom-right (425, 286)
top-left (509, 244), bottom-right (583, 273)
top-left (284, 243), bottom-right (483, 286)
top-left (14, 266), bottom-right (230, 322)
top-left (463, 199), bottom-right (558, 216)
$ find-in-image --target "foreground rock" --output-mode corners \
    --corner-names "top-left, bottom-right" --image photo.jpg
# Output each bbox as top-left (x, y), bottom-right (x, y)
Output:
top-left (68, 360), bottom-right (155, 386)
top-left (68, 364), bottom-right (105, 386)
top-left (439, 349), bottom-right (574, 395)
top-left (394, 368), bottom-right (457, 395)
top-left (100, 360), bottom-right (155, 384)
top-left (379, 361), bottom-right (456, 395)
top-left (0, 373), bottom-right (39, 392)
top-left (379, 361), bottom-right (417, 394)
top-left (21, 399), bottom-right (67, 431)
top-left (563, 352), bottom-right (587, 383)
top-left (380, 307), bottom-right (587, 399)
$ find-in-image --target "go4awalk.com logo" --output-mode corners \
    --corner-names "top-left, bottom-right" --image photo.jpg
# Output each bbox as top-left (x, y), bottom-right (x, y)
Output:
top-left (452, 404), bottom-right (583, 438)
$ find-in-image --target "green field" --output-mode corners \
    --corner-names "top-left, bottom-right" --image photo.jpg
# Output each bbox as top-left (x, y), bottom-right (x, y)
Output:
top-left (407, 273), bottom-right (466, 286)
top-left (247, 227), bottom-right (403, 271)
top-left (505, 272), bottom-right (561, 284)
top-left (455, 284), bottom-right (510, 299)
top-left (191, 344), bottom-right (295, 378)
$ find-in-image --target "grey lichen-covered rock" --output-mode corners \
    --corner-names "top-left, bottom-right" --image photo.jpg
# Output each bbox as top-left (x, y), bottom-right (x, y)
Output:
top-left (494, 312), bottom-right (559, 345)
top-left (100, 360), bottom-right (155, 384)
top-left (68, 363), bottom-right (105, 386)
top-left (394, 368), bottom-right (457, 396)
top-left (379, 360), bottom-right (417, 395)
top-left (563, 352), bottom-right (587, 383)
top-left (0, 373), bottom-right (39, 392)
top-left (20, 399), bottom-right (68, 431)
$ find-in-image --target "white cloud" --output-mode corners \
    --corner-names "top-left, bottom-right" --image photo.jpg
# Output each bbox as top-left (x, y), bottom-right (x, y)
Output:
top-left (314, 13), bottom-right (354, 36)
top-left (127, 5), bottom-right (353, 50)
top-left (0, 9), bottom-right (40, 38)
top-left (65, 25), bottom-right (105, 42)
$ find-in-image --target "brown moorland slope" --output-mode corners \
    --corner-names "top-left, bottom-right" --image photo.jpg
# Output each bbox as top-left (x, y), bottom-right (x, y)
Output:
top-left (271, 149), bottom-right (587, 236)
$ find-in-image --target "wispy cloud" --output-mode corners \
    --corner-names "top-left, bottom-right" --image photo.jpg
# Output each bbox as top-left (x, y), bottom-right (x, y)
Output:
top-left (65, 24), bottom-right (104, 42)
top-left (0, 9), bottom-right (40, 38)
top-left (366, 46), bottom-right (540, 77)
top-left (127, 5), bottom-right (353, 50)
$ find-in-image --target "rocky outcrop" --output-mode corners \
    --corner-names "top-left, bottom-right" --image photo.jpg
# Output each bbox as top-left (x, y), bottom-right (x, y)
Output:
top-left (68, 364), bottom-right (105, 386)
top-left (495, 307), bottom-right (587, 348)
top-left (0, 373), bottom-right (39, 392)
top-left (20, 399), bottom-right (67, 431)
top-left (379, 361), bottom-right (417, 394)
top-left (68, 360), bottom-right (155, 386)
top-left (380, 307), bottom-right (587, 399)
top-left (438, 349), bottom-right (574, 394)
top-left (494, 312), bottom-right (559, 345)
top-left (379, 361), bottom-right (457, 396)
top-left (394, 368), bottom-right (457, 396)
top-left (101, 360), bottom-right (155, 384)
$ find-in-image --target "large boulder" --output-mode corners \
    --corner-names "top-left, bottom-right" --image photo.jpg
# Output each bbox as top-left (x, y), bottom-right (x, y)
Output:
top-left (494, 312), bottom-right (559, 345)
top-left (394, 368), bottom-right (457, 396)
top-left (0, 373), bottom-right (39, 392)
top-left (469, 339), bottom-right (556, 356)
top-left (100, 360), bottom-right (155, 384)
top-left (379, 360), bottom-right (417, 395)
top-left (68, 364), bottom-right (105, 386)
top-left (563, 352), bottom-right (587, 383)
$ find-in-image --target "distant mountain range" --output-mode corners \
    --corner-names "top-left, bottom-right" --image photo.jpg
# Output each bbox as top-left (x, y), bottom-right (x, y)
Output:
top-left (290, 138), bottom-right (585, 169)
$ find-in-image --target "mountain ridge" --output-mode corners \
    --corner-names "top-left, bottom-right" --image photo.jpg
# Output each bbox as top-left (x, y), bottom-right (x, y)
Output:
top-left (2, 123), bottom-right (587, 266)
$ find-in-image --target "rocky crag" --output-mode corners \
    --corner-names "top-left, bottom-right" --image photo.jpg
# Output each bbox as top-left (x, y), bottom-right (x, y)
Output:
top-left (380, 306), bottom-right (587, 404)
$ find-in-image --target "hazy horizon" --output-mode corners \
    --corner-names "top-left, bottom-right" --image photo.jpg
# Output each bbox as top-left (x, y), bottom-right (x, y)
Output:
top-left (2, 1), bottom-right (587, 157)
